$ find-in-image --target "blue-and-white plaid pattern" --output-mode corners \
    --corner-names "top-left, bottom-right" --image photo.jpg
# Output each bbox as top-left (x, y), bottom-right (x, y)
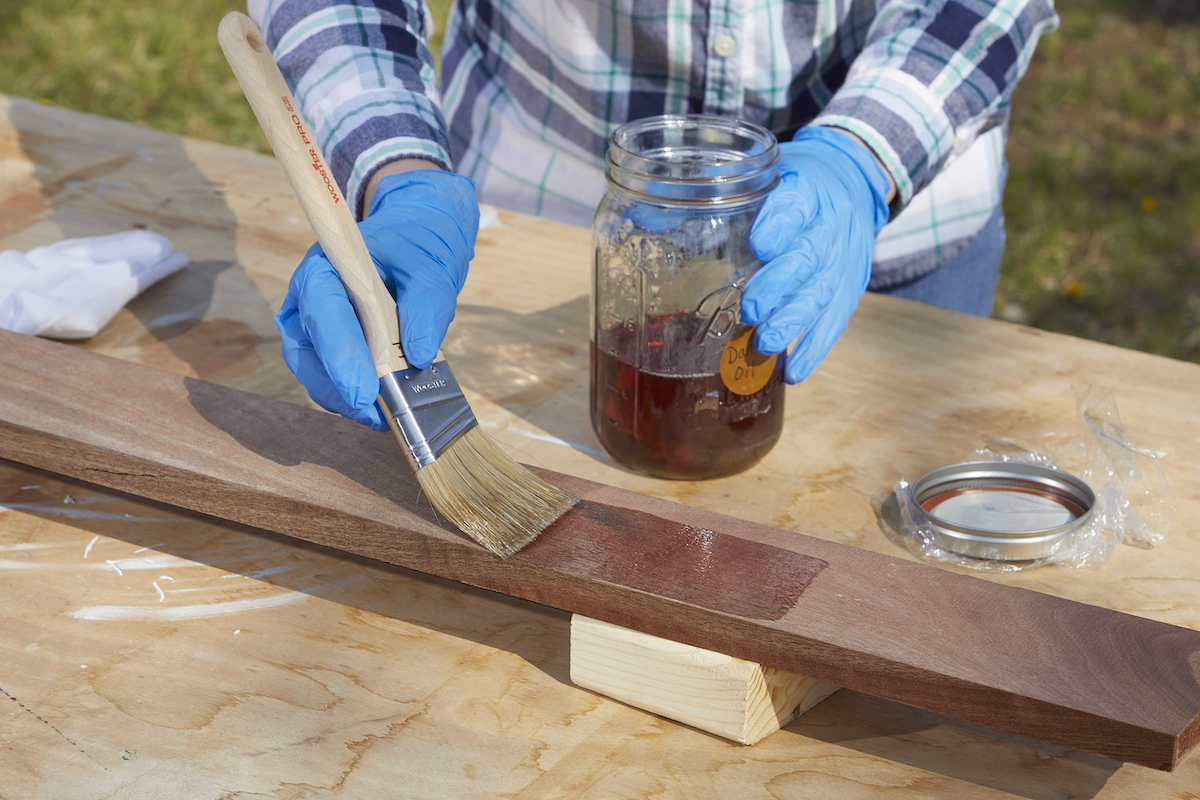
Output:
top-left (249, 0), bottom-right (1058, 286)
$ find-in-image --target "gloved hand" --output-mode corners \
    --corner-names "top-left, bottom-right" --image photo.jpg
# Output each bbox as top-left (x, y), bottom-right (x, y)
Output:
top-left (275, 170), bottom-right (479, 431)
top-left (742, 126), bottom-right (891, 383)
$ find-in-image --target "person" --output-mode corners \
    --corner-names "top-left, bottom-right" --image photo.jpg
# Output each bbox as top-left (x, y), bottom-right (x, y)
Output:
top-left (247, 0), bottom-right (1059, 431)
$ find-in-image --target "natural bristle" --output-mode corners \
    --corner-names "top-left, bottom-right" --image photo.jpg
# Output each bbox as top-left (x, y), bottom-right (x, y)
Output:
top-left (415, 427), bottom-right (578, 556)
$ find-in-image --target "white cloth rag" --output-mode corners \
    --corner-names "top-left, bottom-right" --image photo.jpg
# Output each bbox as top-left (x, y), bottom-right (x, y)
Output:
top-left (0, 230), bottom-right (189, 339)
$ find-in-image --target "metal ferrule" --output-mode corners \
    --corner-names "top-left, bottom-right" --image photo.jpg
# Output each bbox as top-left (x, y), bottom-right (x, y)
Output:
top-left (377, 360), bottom-right (478, 471)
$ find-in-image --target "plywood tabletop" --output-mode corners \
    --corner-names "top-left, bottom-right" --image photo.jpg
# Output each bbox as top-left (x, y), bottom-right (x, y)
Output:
top-left (2, 93), bottom-right (1198, 797)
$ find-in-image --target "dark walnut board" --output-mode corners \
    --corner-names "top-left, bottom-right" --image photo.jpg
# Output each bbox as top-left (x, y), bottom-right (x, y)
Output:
top-left (1, 328), bottom-right (1197, 770)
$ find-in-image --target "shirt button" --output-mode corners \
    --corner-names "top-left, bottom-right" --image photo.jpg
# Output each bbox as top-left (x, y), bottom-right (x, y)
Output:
top-left (713, 34), bottom-right (737, 58)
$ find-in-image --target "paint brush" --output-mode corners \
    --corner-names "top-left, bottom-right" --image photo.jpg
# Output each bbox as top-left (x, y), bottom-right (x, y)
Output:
top-left (218, 11), bottom-right (576, 556)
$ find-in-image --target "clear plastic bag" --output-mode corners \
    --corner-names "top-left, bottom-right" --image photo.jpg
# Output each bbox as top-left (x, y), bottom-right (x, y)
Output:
top-left (891, 385), bottom-right (1174, 571)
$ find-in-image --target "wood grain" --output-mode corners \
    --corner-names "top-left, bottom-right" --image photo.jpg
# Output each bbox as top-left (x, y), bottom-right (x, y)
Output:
top-left (570, 615), bottom-right (841, 744)
top-left (1, 328), bottom-right (1198, 770)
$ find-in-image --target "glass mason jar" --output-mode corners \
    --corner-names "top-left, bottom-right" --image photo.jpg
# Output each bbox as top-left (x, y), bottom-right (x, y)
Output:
top-left (590, 115), bottom-right (785, 480)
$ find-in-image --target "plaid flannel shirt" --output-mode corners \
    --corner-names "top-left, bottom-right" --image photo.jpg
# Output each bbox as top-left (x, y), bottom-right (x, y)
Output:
top-left (250, 0), bottom-right (1058, 287)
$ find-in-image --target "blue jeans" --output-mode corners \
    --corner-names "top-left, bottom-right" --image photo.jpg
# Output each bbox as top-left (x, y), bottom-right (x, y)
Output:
top-left (873, 207), bottom-right (1005, 317)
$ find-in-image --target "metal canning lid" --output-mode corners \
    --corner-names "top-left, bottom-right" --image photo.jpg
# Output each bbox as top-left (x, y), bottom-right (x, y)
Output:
top-left (910, 461), bottom-right (1096, 561)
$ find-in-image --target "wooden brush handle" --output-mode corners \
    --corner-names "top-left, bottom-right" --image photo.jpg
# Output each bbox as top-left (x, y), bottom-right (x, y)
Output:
top-left (218, 11), bottom-right (408, 377)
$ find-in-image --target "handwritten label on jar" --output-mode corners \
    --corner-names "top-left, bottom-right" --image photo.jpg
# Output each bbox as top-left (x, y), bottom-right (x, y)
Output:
top-left (720, 327), bottom-right (778, 395)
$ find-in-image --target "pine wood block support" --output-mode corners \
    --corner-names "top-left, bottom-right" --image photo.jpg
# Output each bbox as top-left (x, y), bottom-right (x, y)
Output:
top-left (570, 615), bottom-right (840, 744)
top-left (1, 329), bottom-right (1199, 770)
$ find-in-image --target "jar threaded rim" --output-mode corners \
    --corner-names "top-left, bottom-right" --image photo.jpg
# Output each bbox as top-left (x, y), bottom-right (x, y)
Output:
top-left (606, 115), bottom-right (780, 203)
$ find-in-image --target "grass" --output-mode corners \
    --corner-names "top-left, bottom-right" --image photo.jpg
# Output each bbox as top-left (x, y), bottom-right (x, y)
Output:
top-left (1, 0), bottom-right (1196, 363)
top-left (1001, 0), bottom-right (1200, 360)
top-left (0, 0), bottom-right (268, 150)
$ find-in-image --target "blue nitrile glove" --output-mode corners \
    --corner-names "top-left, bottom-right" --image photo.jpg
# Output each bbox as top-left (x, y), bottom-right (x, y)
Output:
top-left (742, 126), bottom-right (891, 383)
top-left (275, 170), bottom-right (479, 431)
